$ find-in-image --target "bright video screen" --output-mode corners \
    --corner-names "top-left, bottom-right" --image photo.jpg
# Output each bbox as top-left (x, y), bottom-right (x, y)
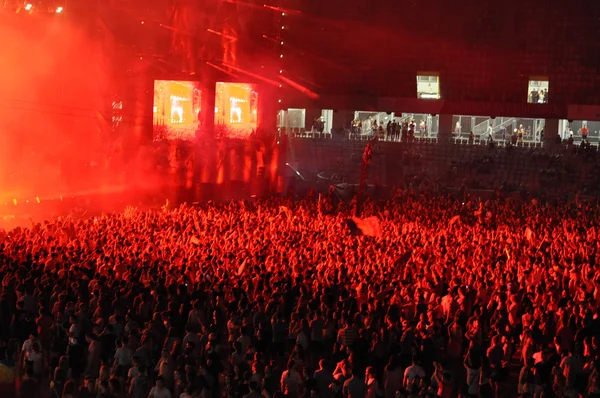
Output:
top-left (153, 80), bottom-right (202, 141)
top-left (215, 82), bottom-right (258, 139)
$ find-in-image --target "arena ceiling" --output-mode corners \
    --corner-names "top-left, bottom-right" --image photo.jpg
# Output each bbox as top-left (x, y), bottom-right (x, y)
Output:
top-left (279, 0), bottom-right (600, 102)
top-left (99, 0), bottom-right (600, 104)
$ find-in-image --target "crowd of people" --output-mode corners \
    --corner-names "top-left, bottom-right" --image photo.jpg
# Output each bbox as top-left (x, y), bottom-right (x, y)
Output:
top-left (1, 191), bottom-right (600, 398)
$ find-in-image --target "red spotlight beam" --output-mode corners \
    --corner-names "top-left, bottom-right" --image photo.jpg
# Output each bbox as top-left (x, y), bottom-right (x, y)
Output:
top-left (226, 0), bottom-right (348, 31)
top-left (159, 23), bottom-right (198, 37)
top-left (278, 75), bottom-right (319, 99)
top-left (159, 23), bottom-right (180, 33)
top-left (207, 28), bottom-right (238, 41)
top-left (206, 62), bottom-right (239, 78)
top-left (220, 0), bottom-right (302, 16)
top-left (261, 3), bottom-right (302, 16)
top-left (262, 34), bottom-right (280, 44)
top-left (290, 74), bottom-right (322, 90)
top-left (221, 63), bottom-right (280, 87)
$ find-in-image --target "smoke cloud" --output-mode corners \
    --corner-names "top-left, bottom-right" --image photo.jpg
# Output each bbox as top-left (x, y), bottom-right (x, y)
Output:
top-left (0, 12), bottom-right (106, 201)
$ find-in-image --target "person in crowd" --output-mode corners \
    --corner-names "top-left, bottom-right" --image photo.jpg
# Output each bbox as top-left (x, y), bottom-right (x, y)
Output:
top-left (148, 375), bottom-right (172, 398)
top-left (342, 367), bottom-right (366, 398)
top-left (281, 360), bottom-right (303, 398)
top-left (365, 366), bottom-right (380, 398)
top-left (0, 192), bottom-right (599, 398)
top-left (19, 366), bottom-right (39, 398)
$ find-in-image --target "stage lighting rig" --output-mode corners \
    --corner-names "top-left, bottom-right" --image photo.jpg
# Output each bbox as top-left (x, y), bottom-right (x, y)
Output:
top-left (0, 0), bottom-right (39, 12)
top-left (12, 0), bottom-right (64, 14)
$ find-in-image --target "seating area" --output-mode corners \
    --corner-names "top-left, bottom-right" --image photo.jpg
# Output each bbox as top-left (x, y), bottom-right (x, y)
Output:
top-left (288, 128), bottom-right (333, 139)
top-left (288, 136), bottom-right (600, 196)
top-left (289, 124), bottom-right (600, 148)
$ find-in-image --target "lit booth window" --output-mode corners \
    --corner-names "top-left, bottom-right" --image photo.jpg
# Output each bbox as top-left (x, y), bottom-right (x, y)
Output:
top-left (352, 111), bottom-right (394, 139)
top-left (417, 73), bottom-right (440, 99)
top-left (455, 115), bottom-right (545, 145)
top-left (411, 114), bottom-right (438, 138)
top-left (277, 108), bottom-right (306, 136)
top-left (321, 110), bottom-right (333, 137)
top-left (559, 120), bottom-right (600, 143)
top-left (307, 110), bottom-right (333, 138)
top-left (527, 78), bottom-right (549, 104)
top-left (350, 112), bottom-right (438, 140)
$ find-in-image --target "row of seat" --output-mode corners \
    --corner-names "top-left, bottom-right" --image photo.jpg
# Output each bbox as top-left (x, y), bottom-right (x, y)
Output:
top-left (288, 137), bottom-right (600, 194)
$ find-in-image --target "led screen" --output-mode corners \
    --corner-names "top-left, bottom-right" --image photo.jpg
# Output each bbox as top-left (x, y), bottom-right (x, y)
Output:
top-left (153, 80), bottom-right (202, 141)
top-left (215, 82), bottom-right (258, 139)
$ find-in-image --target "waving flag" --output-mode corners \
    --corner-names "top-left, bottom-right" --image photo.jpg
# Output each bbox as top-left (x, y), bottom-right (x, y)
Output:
top-left (346, 216), bottom-right (382, 237)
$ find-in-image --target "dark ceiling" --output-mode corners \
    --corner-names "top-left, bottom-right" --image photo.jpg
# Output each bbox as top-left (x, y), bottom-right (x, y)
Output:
top-left (280, 0), bottom-right (600, 103)
top-left (97, 0), bottom-right (600, 104)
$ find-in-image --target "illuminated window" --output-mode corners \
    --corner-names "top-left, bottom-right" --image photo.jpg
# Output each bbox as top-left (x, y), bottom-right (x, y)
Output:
top-left (277, 109), bottom-right (306, 133)
top-left (528, 78), bottom-right (549, 104)
top-left (353, 111), bottom-right (394, 136)
top-left (287, 109), bottom-right (305, 130)
top-left (417, 73), bottom-right (440, 99)
top-left (321, 109), bottom-right (333, 135)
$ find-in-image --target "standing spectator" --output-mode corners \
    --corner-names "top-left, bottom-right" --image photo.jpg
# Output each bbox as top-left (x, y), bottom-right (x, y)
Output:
top-left (342, 368), bottom-right (366, 398)
top-left (365, 367), bottom-right (380, 398)
top-left (19, 367), bottom-right (39, 398)
top-left (85, 333), bottom-right (101, 378)
top-left (281, 360), bottom-right (303, 398)
top-left (403, 355), bottom-right (425, 391)
top-left (337, 319), bottom-right (358, 348)
top-left (314, 359), bottom-right (334, 398)
top-left (148, 375), bottom-right (172, 398)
